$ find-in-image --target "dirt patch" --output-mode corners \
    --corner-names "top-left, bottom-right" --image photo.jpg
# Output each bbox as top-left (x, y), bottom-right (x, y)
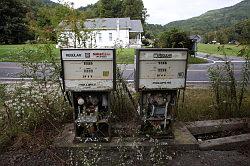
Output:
top-left (1, 146), bottom-right (250, 166)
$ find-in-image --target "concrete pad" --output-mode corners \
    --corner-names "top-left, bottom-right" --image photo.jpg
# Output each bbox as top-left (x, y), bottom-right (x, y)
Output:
top-left (185, 118), bottom-right (249, 135)
top-left (199, 133), bottom-right (250, 150)
top-left (172, 122), bottom-right (198, 150)
top-left (54, 122), bottom-right (199, 150)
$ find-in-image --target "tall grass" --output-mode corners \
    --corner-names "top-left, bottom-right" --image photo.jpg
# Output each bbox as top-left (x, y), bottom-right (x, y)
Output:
top-left (207, 45), bottom-right (250, 117)
top-left (176, 88), bottom-right (250, 122)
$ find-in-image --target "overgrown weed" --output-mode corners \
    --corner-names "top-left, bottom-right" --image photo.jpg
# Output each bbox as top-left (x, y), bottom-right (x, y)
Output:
top-left (208, 45), bottom-right (250, 117)
top-left (0, 44), bottom-right (71, 153)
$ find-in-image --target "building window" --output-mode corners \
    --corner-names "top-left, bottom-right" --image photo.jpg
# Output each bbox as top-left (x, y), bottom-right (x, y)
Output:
top-left (109, 33), bottom-right (112, 41)
top-left (98, 33), bottom-right (102, 42)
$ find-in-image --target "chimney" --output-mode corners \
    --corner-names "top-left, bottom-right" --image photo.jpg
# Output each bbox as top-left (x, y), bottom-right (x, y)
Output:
top-left (117, 18), bottom-right (120, 39)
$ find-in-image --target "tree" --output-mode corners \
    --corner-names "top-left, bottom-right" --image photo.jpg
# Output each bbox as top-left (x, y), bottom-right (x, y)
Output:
top-left (78, 3), bottom-right (100, 18)
top-left (234, 19), bottom-right (250, 44)
top-left (0, 0), bottom-right (32, 44)
top-left (62, 3), bottom-right (87, 48)
top-left (112, 0), bottom-right (123, 18)
top-left (216, 30), bottom-right (228, 44)
top-left (99, 0), bottom-right (122, 18)
top-left (121, 0), bottom-right (148, 24)
top-left (27, 2), bottom-right (87, 46)
top-left (156, 29), bottom-right (193, 50)
top-left (204, 31), bottom-right (216, 44)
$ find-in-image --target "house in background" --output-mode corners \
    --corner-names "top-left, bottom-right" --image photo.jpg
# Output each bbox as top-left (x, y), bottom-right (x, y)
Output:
top-left (189, 35), bottom-right (202, 57)
top-left (189, 35), bottom-right (202, 43)
top-left (58, 17), bottom-right (143, 48)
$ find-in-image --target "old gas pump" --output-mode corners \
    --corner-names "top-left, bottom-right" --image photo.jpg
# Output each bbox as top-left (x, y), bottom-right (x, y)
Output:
top-left (61, 49), bottom-right (116, 142)
top-left (135, 48), bottom-right (188, 137)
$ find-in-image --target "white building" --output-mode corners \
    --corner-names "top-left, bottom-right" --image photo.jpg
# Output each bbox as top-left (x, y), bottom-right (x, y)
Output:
top-left (58, 17), bottom-right (143, 48)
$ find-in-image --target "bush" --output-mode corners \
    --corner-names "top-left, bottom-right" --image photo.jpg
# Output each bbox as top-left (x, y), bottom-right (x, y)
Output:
top-left (0, 44), bottom-right (71, 152)
top-left (155, 29), bottom-right (193, 51)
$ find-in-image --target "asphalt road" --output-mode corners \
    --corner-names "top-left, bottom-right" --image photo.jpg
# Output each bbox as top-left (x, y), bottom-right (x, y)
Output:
top-left (118, 53), bottom-right (246, 84)
top-left (0, 53), bottom-right (247, 84)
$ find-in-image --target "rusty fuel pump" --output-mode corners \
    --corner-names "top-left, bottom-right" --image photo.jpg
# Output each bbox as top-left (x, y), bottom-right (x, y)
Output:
top-left (61, 49), bottom-right (116, 142)
top-left (135, 48), bottom-right (188, 137)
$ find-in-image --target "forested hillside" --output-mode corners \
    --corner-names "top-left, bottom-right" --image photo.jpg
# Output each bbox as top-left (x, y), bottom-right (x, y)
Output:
top-left (145, 0), bottom-right (250, 44)
top-left (165, 0), bottom-right (250, 34)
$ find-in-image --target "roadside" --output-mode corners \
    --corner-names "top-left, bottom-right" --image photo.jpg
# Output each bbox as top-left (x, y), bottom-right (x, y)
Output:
top-left (197, 52), bottom-right (246, 63)
top-left (0, 86), bottom-right (249, 165)
top-left (197, 43), bottom-right (245, 57)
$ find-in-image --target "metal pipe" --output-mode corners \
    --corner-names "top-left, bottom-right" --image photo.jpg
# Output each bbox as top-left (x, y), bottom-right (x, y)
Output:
top-left (164, 102), bottom-right (169, 129)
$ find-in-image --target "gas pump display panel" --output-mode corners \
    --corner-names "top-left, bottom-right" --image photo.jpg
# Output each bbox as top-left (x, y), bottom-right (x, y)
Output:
top-left (61, 49), bottom-right (116, 91)
top-left (135, 48), bottom-right (188, 91)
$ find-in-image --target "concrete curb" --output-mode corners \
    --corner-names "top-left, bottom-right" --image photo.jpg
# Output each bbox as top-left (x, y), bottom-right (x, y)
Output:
top-left (199, 133), bottom-right (250, 151)
top-left (54, 118), bottom-right (250, 151)
top-left (185, 118), bottom-right (249, 135)
top-left (54, 122), bottom-right (199, 150)
top-left (185, 118), bottom-right (250, 151)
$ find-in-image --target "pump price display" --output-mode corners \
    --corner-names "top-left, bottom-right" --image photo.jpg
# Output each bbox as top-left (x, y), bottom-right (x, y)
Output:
top-left (135, 48), bottom-right (188, 90)
top-left (61, 49), bottom-right (115, 91)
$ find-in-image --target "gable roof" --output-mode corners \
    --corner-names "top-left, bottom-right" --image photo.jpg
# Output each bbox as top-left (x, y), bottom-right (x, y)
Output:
top-left (59, 17), bottom-right (143, 33)
top-left (84, 17), bottom-right (143, 32)
top-left (189, 35), bottom-right (202, 42)
top-left (130, 20), bottom-right (143, 32)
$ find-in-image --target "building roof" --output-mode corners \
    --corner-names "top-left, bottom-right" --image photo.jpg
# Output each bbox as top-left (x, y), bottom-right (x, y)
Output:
top-left (59, 17), bottom-right (143, 32)
top-left (84, 18), bottom-right (143, 32)
top-left (85, 17), bottom-right (130, 29)
top-left (129, 20), bottom-right (143, 32)
top-left (189, 35), bottom-right (202, 42)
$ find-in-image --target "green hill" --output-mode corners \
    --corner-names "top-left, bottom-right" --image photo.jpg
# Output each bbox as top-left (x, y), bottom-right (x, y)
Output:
top-left (164, 0), bottom-right (250, 35)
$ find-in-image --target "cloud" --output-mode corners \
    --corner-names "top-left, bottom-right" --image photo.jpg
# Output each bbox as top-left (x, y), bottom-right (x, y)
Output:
top-left (52, 0), bottom-right (98, 8)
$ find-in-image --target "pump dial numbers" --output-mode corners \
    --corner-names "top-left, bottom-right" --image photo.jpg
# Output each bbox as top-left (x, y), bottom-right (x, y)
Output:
top-left (158, 61), bottom-right (167, 65)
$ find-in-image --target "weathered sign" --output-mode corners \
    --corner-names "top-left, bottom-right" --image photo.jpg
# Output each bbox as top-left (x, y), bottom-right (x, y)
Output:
top-left (61, 49), bottom-right (116, 91)
top-left (135, 48), bottom-right (188, 91)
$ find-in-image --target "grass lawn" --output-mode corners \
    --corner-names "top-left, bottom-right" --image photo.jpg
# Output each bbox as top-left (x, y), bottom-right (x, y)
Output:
top-left (0, 44), bottom-right (207, 64)
top-left (0, 44), bottom-right (27, 61)
top-left (188, 56), bottom-right (207, 64)
top-left (116, 48), bottom-right (207, 64)
top-left (0, 44), bottom-right (60, 62)
top-left (197, 43), bottom-right (244, 56)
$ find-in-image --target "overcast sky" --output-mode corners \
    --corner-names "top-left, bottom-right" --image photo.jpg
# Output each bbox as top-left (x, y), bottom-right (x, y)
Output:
top-left (51, 0), bottom-right (243, 25)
